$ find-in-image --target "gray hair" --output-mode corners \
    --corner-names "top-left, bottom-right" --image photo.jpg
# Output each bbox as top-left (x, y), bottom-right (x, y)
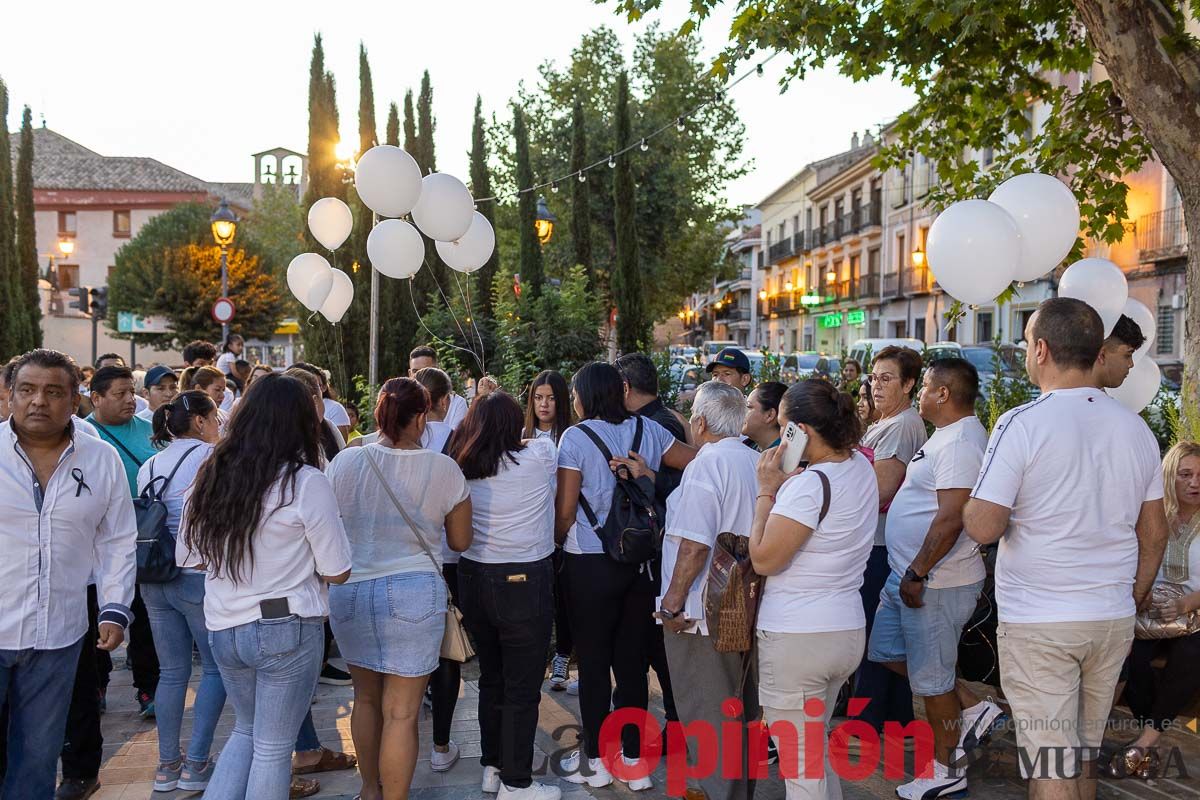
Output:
top-left (692, 380), bottom-right (748, 439)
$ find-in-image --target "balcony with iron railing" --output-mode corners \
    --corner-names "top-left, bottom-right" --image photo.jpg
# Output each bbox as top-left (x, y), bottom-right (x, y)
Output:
top-left (757, 250), bottom-right (765, 269)
top-left (857, 272), bottom-right (881, 300)
top-left (793, 230), bottom-right (810, 254)
top-left (1137, 206), bottom-right (1188, 262)
top-left (729, 269), bottom-right (752, 291)
top-left (768, 294), bottom-right (801, 316)
top-left (882, 271), bottom-right (901, 298)
top-left (767, 237), bottom-right (796, 265)
top-left (902, 266), bottom-right (934, 295)
top-left (717, 305), bottom-right (751, 323)
top-left (810, 200), bottom-right (885, 251)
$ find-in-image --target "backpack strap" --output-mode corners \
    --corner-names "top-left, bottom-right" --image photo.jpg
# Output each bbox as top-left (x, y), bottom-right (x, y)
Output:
top-left (810, 468), bottom-right (832, 524)
top-left (631, 414), bottom-right (644, 454)
top-left (142, 444), bottom-right (203, 501)
top-left (573, 422), bottom-right (619, 531)
top-left (91, 421), bottom-right (146, 467)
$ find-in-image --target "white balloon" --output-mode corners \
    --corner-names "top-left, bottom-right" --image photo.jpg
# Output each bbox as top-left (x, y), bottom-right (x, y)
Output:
top-left (435, 213), bottom-right (495, 273)
top-left (926, 199), bottom-right (1020, 306)
top-left (354, 145), bottom-right (423, 218)
top-left (1122, 297), bottom-right (1156, 359)
top-left (1106, 356), bottom-right (1161, 414)
top-left (1058, 258), bottom-right (1128, 336)
top-left (307, 197), bottom-right (353, 250)
top-left (303, 269), bottom-right (334, 312)
top-left (319, 269), bottom-right (354, 324)
top-left (367, 219), bottom-right (425, 279)
top-left (411, 173), bottom-right (474, 242)
top-left (988, 173), bottom-right (1080, 282)
top-left (286, 253), bottom-right (333, 311)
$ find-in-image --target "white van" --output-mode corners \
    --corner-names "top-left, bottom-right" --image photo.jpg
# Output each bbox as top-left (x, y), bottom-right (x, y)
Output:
top-left (847, 338), bottom-right (924, 368)
top-left (701, 340), bottom-right (739, 359)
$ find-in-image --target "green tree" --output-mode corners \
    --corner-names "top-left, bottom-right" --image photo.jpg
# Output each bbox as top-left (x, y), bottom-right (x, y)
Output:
top-left (15, 105), bottom-right (39, 348)
top-left (413, 71), bottom-right (450, 300)
top-left (377, 97), bottom-right (419, 377)
top-left (0, 78), bottom-right (27, 355)
top-left (107, 203), bottom-right (286, 350)
top-left (385, 102), bottom-right (400, 148)
top-left (469, 96), bottom-right (502, 319)
top-left (403, 90), bottom-right (417, 154)
top-left (612, 71), bottom-right (648, 354)
top-left (512, 105), bottom-right (544, 300)
top-left (416, 71), bottom-right (437, 174)
top-left (569, 97), bottom-right (593, 288)
top-left (242, 181), bottom-right (303, 275)
top-left (609, 0), bottom-right (1200, 390)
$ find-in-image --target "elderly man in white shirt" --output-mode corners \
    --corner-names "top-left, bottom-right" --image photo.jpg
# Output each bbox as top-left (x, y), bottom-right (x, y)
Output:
top-left (653, 380), bottom-right (761, 800)
top-left (0, 349), bottom-right (136, 800)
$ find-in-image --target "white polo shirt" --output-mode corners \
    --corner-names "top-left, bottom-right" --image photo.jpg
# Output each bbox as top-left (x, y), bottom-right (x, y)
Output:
top-left (445, 393), bottom-right (469, 430)
top-left (658, 436), bottom-right (760, 635)
top-left (885, 415), bottom-right (988, 588)
top-left (971, 388), bottom-right (1164, 624)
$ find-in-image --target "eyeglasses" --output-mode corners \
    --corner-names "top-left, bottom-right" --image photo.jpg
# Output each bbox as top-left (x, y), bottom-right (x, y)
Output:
top-left (868, 373), bottom-right (899, 386)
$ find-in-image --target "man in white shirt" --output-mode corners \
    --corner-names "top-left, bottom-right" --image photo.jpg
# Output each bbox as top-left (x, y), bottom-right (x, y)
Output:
top-left (409, 345), bottom-right (469, 429)
top-left (0, 349), bottom-right (136, 800)
top-left (965, 298), bottom-right (1168, 798)
top-left (869, 358), bottom-right (1001, 800)
top-left (653, 381), bottom-right (760, 800)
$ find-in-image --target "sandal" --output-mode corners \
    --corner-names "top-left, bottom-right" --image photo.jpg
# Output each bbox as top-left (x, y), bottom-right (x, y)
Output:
top-left (1104, 745), bottom-right (1160, 779)
top-left (293, 746), bottom-right (359, 775)
top-left (290, 776), bottom-right (320, 799)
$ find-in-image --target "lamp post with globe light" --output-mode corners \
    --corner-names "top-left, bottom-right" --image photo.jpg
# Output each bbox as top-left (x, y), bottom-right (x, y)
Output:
top-left (210, 199), bottom-right (239, 341)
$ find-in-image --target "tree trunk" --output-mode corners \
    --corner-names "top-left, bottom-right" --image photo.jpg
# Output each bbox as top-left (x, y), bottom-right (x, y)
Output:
top-left (1073, 0), bottom-right (1200, 402)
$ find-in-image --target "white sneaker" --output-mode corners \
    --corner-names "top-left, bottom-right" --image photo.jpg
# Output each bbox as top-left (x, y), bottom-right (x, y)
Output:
top-left (560, 750), bottom-right (613, 787)
top-left (896, 760), bottom-right (967, 799)
top-left (482, 766), bottom-right (502, 793)
top-left (549, 654), bottom-right (570, 690)
top-left (958, 699), bottom-right (1005, 754)
top-left (619, 755), bottom-right (654, 791)
top-left (430, 740), bottom-right (460, 772)
top-left (566, 679), bottom-right (579, 696)
top-left (499, 781), bottom-right (563, 800)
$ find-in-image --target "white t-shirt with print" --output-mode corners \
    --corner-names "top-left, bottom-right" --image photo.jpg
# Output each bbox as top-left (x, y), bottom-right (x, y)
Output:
top-left (971, 388), bottom-right (1164, 624)
top-left (557, 416), bottom-right (678, 555)
top-left (862, 407), bottom-right (927, 545)
top-left (463, 437), bottom-right (557, 564)
top-left (177, 466), bottom-right (352, 630)
top-left (757, 451), bottom-right (878, 634)
top-left (885, 416), bottom-right (988, 588)
top-left (659, 436), bottom-right (760, 635)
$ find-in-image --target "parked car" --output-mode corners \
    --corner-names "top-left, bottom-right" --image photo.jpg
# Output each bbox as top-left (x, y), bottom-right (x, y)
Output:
top-left (926, 341), bottom-right (1032, 402)
top-left (669, 361), bottom-right (706, 407)
top-left (670, 345), bottom-right (700, 364)
top-left (782, 353), bottom-right (840, 383)
top-left (847, 338), bottom-right (924, 369)
top-left (701, 340), bottom-right (739, 359)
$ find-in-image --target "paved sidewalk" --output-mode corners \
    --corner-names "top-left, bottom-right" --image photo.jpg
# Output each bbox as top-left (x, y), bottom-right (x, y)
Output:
top-left (89, 652), bottom-right (1200, 800)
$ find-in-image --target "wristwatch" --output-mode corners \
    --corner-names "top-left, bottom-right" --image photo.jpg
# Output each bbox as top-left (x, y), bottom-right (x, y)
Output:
top-left (902, 567), bottom-right (928, 584)
top-left (659, 606), bottom-right (682, 619)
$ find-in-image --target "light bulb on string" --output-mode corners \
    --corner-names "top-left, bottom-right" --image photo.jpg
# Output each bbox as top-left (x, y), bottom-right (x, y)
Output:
top-left (577, 171), bottom-right (586, 183)
top-left (639, 139), bottom-right (648, 152)
top-left (608, 155), bottom-right (616, 169)
top-left (677, 116), bottom-right (686, 132)
top-left (551, 181), bottom-right (559, 194)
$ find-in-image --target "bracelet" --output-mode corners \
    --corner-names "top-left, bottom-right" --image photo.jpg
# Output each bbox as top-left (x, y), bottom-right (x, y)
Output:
top-left (659, 607), bottom-right (681, 619)
top-left (902, 567), bottom-right (929, 583)
top-left (756, 493), bottom-right (775, 502)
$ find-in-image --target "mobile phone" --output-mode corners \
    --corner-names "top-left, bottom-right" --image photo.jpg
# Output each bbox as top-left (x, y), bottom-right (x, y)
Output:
top-left (260, 597), bottom-right (291, 620)
top-left (779, 422), bottom-right (809, 474)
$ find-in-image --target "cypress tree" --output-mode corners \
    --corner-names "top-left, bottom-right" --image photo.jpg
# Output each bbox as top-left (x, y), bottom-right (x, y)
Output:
top-left (16, 106), bottom-right (40, 348)
top-left (386, 102), bottom-right (400, 147)
top-left (569, 97), bottom-right (592, 288)
top-left (413, 72), bottom-right (447, 307)
top-left (0, 78), bottom-right (24, 355)
top-left (339, 43), bottom-right (377, 387)
top-left (513, 105), bottom-right (543, 300)
top-left (416, 71), bottom-right (437, 174)
top-left (612, 71), bottom-right (647, 354)
top-left (402, 91), bottom-right (417, 158)
top-left (468, 96), bottom-right (500, 317)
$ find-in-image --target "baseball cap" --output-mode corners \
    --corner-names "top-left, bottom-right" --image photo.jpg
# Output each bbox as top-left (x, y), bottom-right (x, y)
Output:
top-left (706, 347), bottom-right (751, 374)
top-left (144, 365), bottom-right (177, 388)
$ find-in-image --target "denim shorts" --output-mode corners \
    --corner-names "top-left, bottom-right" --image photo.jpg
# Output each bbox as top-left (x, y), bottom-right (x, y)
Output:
top-left (867, 571), bottom-right (983, 696)
top-left (329, 572), bottom-right (447, 677)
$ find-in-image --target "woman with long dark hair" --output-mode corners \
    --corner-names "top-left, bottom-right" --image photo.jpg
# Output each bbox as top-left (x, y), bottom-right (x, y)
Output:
top-left (555, 362), bottom-right (696, 789)
top-left (523, 370), bottom-right (571, 442)
top-left (178, 374), bottom-right (352, 800)
top-left (451, 392), bottom-right (558, 797)
top-left (139, 391), bottom-right (224, 793)
top-left (325, 378), bottom-right (472, 800)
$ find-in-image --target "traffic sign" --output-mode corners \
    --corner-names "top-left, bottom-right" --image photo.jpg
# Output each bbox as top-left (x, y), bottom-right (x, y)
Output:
top-left (211, 297), bottom-right (236, 325)
top-left (117, 311), bottom-right (171, 333)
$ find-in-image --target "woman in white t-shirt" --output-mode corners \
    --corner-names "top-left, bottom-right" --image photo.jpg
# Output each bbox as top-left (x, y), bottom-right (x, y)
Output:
top-left (523, 369), bottom-right (571, 443)
top-left (450, 391), bottom-right (557, 795)
top-left (177, 373), bottom-right (352, 800)
top-left (554, 362), bottom-right (696, 789)
top-left (325, 378), bottom-right (473, 800)
top-left (751, 379), bottom-right (878, 800)
top-left (138, 390), bottom-right (223, 793)
top-left (191, 366), bottom-right (232, 433)
top-left (215, 334), bottom-right (243, 377)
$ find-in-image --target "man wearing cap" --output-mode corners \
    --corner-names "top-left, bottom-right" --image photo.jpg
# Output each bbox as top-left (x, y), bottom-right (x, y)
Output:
top-left (136, 366), bottom-right (178, 423)
top-left (707, 347), bottom-right (754, 393)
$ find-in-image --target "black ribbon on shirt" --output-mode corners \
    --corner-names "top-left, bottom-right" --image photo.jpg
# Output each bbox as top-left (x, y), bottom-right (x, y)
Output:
top-left (71, 468), bottom-right (91, 497)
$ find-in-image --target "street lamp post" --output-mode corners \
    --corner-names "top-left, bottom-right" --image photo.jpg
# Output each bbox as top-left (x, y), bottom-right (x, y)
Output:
top-left (210, 199), bottom-right (239, 341)
top-left (534, 196), bottom-right (557, 245)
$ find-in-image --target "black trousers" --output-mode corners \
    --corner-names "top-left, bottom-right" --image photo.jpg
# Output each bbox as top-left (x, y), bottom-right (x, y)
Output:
top-left (1126, 631), bottom-right (1200, 731)
top-left (458, 556), bottom-right (554, 788)
top-left (430, 563), bottom-right (461, 747)
top-left (60, 587), bottom-right (104, 780)
top-left (552, 548), bottom-right (573, 658)
top-left (128, 586), bottom-right (159, 696)
top-left (564, 552), bottom-right (656, 760)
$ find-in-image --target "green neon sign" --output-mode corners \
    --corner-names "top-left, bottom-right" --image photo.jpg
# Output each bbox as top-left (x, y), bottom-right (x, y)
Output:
top-left (819, 312), bottom-right (843, 328)
top-left (800, 293), bottom-right (822, 307)
top-left (847, 309), bottom-right (866, 325)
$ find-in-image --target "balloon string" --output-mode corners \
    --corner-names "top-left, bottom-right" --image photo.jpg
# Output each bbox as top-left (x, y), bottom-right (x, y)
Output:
top-left (454, 271), bottom-right (487, 375)
top-left (407, 278), bottom-right (486, 376)
top-left (423, 256), bottom-right (486, 375)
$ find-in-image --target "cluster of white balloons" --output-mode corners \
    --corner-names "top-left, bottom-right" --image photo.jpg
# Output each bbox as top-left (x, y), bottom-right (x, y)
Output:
top-left (927, 172), bottom-right (1080, 306)
top-left (284, 144), bottom-right (497, 324)
top-left (355, 145), bottom-right (495, 279)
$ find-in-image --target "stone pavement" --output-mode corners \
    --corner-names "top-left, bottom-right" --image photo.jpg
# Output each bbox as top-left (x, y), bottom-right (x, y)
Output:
top-left (89, 651), bottom-right (1200, 800)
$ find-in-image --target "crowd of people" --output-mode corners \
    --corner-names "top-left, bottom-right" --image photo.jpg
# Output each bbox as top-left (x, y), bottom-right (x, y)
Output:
top-left (0, 295), bottom-right (1191, 800)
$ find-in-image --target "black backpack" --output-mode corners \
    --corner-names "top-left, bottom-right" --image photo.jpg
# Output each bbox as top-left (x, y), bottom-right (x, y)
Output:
top-left (575, 417), bottom-right (665, 564)
top-left (134, 444), bottom-right (202, 584)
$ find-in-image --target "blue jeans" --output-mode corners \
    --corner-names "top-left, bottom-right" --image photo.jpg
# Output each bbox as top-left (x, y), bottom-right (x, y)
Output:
top-left (205, 617), bottom-right (324, 800)
top-left (141, 573), bottom-right (227, 764)
top-left (0, 637), bottom-right (84, 800)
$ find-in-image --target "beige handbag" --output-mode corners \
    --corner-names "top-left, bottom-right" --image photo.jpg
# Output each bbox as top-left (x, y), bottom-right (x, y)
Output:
top-left (1135, 582), bottom-right (1200, 640)
top-left (365, 453), bottom-right (475, 662)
